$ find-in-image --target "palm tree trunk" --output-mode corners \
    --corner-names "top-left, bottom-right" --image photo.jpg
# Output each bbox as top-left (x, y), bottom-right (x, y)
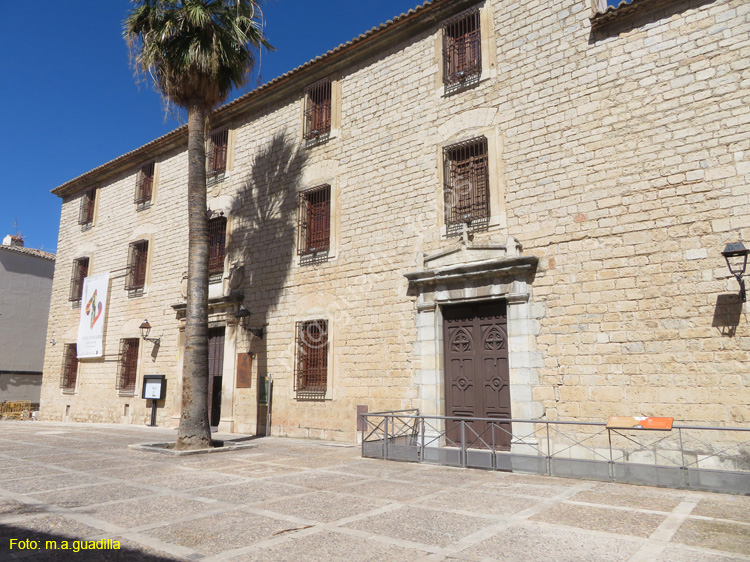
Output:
top-left (176, 101), bottom-right (212, 450)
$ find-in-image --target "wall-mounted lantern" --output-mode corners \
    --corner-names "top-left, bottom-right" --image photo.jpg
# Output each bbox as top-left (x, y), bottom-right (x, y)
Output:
top-left (235, 305), bottom-right (265, 339)
top-left (721, 242), bottom-right (749, 302)
top-left (139, 319), bottom-right (161, 346)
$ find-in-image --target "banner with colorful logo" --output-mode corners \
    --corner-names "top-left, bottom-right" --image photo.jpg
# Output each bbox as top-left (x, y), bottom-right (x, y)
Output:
top-left (77, 273), bottom-right (110, 358)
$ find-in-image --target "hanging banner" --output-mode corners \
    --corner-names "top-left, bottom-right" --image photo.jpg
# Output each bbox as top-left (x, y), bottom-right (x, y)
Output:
top-left (77, 273), bottom-right (110, 358)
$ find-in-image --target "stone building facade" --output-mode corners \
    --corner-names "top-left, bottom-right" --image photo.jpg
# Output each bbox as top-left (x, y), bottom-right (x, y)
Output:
top-left (41, 0), bottom-right (749, 444)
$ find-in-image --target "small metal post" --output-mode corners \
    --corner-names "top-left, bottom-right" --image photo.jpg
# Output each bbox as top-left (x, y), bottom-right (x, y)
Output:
top-left (420, 416), bottom-right (425, 463)
top-left (383, 416), bottom-right (389, 460)
top-left (546, 422), bottom-right (551, 476)
top-left (491, 422), bottom-right (496, 471)
top-left (149, 399), bottom-right (157, 427)
top-left (679, 428), bottom-right (688, 488)
top-left (608, 428), bottom-right (614, 482)
top-left (461, 419), bottom-right (466, 468)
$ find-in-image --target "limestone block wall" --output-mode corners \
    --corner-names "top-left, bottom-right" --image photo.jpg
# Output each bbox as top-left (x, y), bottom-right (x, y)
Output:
top-left (497, 0), bottom-right (750, 425)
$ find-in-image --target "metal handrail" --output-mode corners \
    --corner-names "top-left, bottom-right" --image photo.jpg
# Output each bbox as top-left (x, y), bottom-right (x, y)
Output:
top-left (360, 411), bottom-right (750, 493)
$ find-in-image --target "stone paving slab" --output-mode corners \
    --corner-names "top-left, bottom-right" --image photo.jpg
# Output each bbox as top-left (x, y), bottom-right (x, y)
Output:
top-left (0, 421), bottom-right (749, 562)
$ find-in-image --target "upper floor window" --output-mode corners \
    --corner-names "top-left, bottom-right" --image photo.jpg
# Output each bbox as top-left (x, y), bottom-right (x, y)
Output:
top-left (117, 338), bottom-right (139, 394)
top-left (303, 79), bottom-right (332, 143)
top-left (443, 8), bottom-right (482, 90)
top-left (126, 240), bottom-right (148, 293)
top-left (69, 257), bottom-right (89, 304)
top-left (208, 128), bottom-right (229, 183)
top-left (294, 319), bottom-right (328, 399)
top-left (298, 184), bottom-right (331, 263)
top-left (60, 343), bottom-right (78, 392)
top-left (78, 188), bottom-right (97, 230)
top-left (443, 136), bottom-right (489, 235)
top-left (135, 161), bottom-right (155, 209)
top-left (208, 215), bottom-right (227, 278)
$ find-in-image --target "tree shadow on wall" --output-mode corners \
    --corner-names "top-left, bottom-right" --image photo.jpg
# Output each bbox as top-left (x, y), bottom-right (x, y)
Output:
top-left (231, 131), bottom-right (307, 431)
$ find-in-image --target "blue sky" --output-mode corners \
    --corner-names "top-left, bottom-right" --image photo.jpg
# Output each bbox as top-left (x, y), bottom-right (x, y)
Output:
top-left (0, 0), bottom-right (425, 253)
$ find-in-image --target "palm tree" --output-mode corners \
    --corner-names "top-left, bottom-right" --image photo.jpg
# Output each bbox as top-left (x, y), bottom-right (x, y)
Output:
top-left (125, 0), bottom-right (271, 450)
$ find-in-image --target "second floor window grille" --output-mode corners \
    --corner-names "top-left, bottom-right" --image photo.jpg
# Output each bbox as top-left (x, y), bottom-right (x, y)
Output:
top-left (126, 240), bottom-right (149, 291)
top-left (69, 257), bottom-right (89, 303)
top-left (443, 136), bottom-right (489, 233)
top-left (60, 344), bottom-right (78, 391)
top-left (443, 8), bottom-right (482, 87)
top-left (135, 162), bottom-right (155, 208)
top-left (208, 129), bottom-right (229, 179)
top-left (294, 319), bottom-right (328, 397)
top-left (78, 188), bottom-right (97, 229)
top-left (208, 216), bottom-right (227, 275)
top-left (298, 184), bottom-right (331, 259)
top-left (117, 338), bottom-right (139, 394)
top-left (303, 79), bottom-right (332, 141)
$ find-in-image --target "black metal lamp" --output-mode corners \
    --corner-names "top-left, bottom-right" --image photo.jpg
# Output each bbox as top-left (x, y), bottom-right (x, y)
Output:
top-left (139, 319), bottom-right (161, 345)
top-left (721, 242), bottom-right (749, 302)
top-left (235, 306), bottom-right (265, 339)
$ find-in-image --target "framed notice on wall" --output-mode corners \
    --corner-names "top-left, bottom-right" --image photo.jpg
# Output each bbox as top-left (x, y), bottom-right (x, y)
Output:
top-left (237, 353), bottom-right (253, 388)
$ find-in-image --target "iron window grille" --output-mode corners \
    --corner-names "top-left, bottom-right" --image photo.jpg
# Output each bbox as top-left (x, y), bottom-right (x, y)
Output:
top-left (294, 319), bottom-right (328, 399)
top-left (135, 161), bottom-right (155, 208)
top-left (117, 338), bottom-right (139, 394)
top-left (207, 129), bottom-right (229, 184)
top-left (78, 188), bottom-right (97, 229)
top-left (303, 79), bottom-right (332, 143)
top-left (126, 240), bottom-right (149, 292)
top-left (298, 184), bottom-right (331, 261)
top-left (69, 257), bottom-right (89, 303)
top-left (443, 8), bottom-right (482, 90)
top-left (208, 216), bottom-right (227, 276)
top-left (443, 136), bottom-right (490, 234)
top-left (60, 344), bottom-right (78, 391)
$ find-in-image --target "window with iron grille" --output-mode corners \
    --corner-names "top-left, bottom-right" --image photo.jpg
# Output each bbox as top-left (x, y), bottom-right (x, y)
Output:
top-left (135, 161), bottom-right (155, 208)
top-left (294, 320), bottom-right (328, 398)
top-left (443, 8), bottom-right (482, 88)
top-left (208, 129), bottom-right (229, 179)
top-left (126, 240), bottom-right (148, 292)
top-left (298, 185), bottom-right (331, 260)
top-left (443, 136), bottom-right (489, 233)
top-left (60, 344), bottom-right (78, 391)
top-left (69, 257), bottom-right (89, 303)
top-left (78, 188), bottom-right (97, 229)
top-left (303, 79), bottom-right (332, 142)
top-left (117, 338), bottom-right (139, 393)
top-left (208, 216), bottom-right (227, 275)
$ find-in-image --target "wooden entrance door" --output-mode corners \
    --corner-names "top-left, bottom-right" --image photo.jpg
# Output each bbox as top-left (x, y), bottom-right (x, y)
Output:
top-left (208, 327), bottom-right (225, 428)
top-left (443, 301), bottom-right (511, 450)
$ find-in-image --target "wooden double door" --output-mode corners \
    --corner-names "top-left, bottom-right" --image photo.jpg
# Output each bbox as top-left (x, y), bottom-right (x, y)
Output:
top-left (443, 301), bottom-right (512, 450)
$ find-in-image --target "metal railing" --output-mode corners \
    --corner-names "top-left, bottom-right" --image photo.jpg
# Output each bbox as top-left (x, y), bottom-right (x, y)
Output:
top-left (361, 411), bottom-right (750, 495)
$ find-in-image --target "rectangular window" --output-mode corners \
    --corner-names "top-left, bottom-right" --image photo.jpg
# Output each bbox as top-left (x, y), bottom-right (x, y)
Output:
top-left (294, 320), bottom-right (328, 398)
top-left (69, 257), bottom-right (89, 303)
top-left (135, 161), bottom-right (155, 208)
top-left (208, 129), bottom-right (229, 179)
top-left (298, 184), bottom-right (331, 259)
top-left (208, 216), bottom-right (227, 275)
top-left (443, 136), bottom-right (489, 233)
top-left (78, 188), bottom-right (97, 229)
top-left (117, 338), bottom-right (139, 394)
top-left (60, 344), bottom-right (78, 391)
top-left (443, 8), bottom-right (482, 88)
top-left (303, 79), bottom-right (332, 142)
top-left (126, 240), bottom-right (149, 292)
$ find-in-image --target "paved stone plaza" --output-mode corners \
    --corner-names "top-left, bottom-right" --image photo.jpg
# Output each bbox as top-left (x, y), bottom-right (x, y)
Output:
top-left (0, 421), bottom-right (748, 561)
